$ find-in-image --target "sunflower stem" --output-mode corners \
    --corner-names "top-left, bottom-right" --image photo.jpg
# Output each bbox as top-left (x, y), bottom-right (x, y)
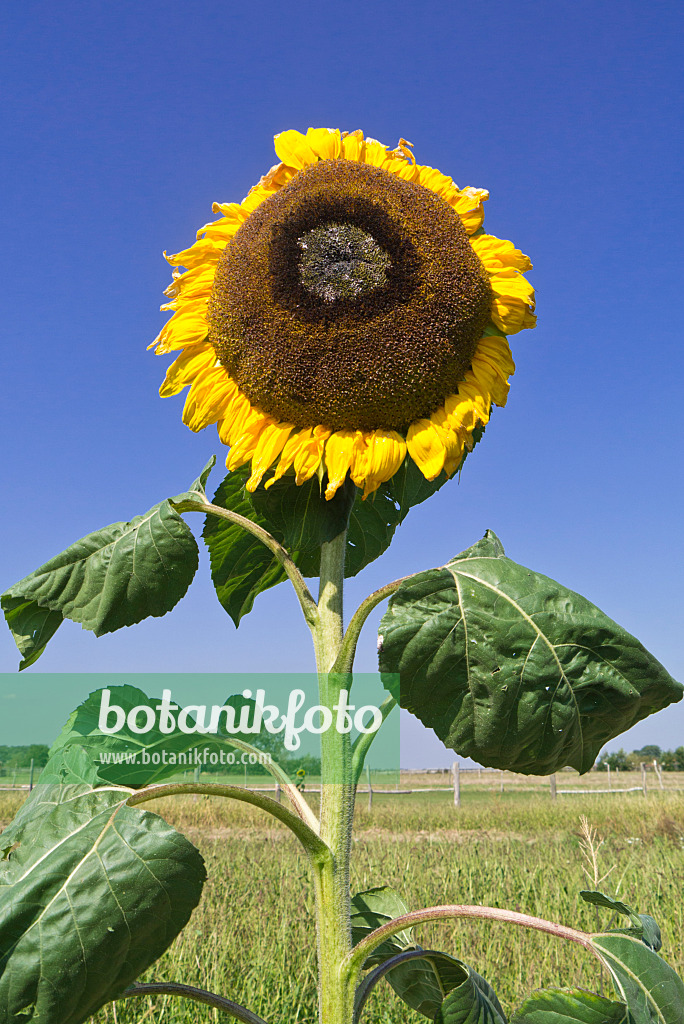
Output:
top-left (310, 527), bottom-right (357, 1024)
top-left (332, 573), bottom-right (416, 673)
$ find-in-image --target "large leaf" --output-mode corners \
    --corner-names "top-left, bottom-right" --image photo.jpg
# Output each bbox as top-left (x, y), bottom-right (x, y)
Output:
top-left (591, 932), bottom-right (684, 1024)
top-left (379, 531), bottom-right (683, 775)
top-left (579, 891), bottom-right (661, 951)
top-left (47, 684), bottom-right (248, 786)
top-left (203, 470), bottom-right (402, 625)
top-left (350, 886), bottom-right (414, 967)
top-left (388, 952), bottom-right (504, 1021)
top-left (510, 987), bottom-right (629, 1023)
top-left (434, 963), bottom-right (507, 1024)
top-left (1, 459), bottom-right (215, 668)
top-left (0, 748), bottom-right (206, 1024)
top-left (202, 431), bottom-right (488, 624)
top-left (46, 684), bottom-right (281, 787)
top-left (349, 887), bottom-right (505, 1021)
top-left (0, 596), bottom-right (63, 670)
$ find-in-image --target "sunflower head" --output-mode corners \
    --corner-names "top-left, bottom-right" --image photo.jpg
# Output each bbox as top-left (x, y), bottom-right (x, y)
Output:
top-left (153, 128), bottom-right (535, 499)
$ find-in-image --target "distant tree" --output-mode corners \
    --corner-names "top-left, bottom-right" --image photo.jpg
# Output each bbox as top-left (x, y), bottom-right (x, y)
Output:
top-left (660, 750), bottom-right (679, 772)
top-left (596, 748), bottom-right (630, 771)
top-left (634, 744), bottom-right (662, 760)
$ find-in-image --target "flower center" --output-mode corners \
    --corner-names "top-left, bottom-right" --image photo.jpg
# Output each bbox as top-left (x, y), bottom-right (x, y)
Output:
top-left (208, 159), bottom-right (492, 432)
top-left (297, 222), bottom-right (390, 302)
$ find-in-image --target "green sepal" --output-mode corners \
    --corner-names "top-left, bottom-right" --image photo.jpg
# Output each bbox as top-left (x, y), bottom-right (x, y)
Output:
top-left (379, 531), bottom-right (683, 775)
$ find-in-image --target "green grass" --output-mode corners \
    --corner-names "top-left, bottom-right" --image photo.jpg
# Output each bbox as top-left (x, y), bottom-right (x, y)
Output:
top-left (2, 788), bottom-right (683, 1022)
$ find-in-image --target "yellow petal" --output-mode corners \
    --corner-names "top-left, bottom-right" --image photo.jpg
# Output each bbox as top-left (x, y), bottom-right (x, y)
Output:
top-left (406, 420), bottom-right (446, 481)
top-left (341, 130), bottom-right (365, 161)
top-left (444, 388), bottom-right (489, 435)
top-left (151, 305), bottom-right (210, 354)
top-left (164, 238), bottom-right (222, 270)
top-left (362, 137), bottom-right (392, 167)
top-left (324, 430), bottom-right (357, 499)
top-left (470, 234), bottom-right (533, 273)
top-left (163, 265), bottom-right (215, 302)
top-left (198, 203), bottom-right (249, 240)
top-left (359, 430), bottom-right (407, 497)
top-left (182, 369), bottom-right (236, 432)
top-left (489, 269), bottom-right (537, 334)
top-left (159, 343), bottom-right (216, 397)
top-left (273, 129), bottom-right (319, 169)
top-left (246, 422), bottom-right (295, 491)
top-left (429, 409), bottom-right (466, 465)
top-left (225, 412), bottom-right (272, 471)
top-left (449, 187), bottom-right (489, 234)
top-left (264, 428), bottom-right (312, 488)
top-left (477, 333), bottom-right (516, 376)
top-left (304, 127), bottom-right (342, 160)
top-left (216, 387), bottom-right (255, 445)
top-left (293, 425), bottom-right (330, 485)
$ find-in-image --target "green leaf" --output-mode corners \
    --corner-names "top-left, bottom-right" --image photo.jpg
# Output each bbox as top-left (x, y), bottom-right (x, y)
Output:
top-left (203, 434), bottom-right (489, 624)
top-left (1, 460), bottom-right (215, 667)
top-left (388, 953), bottom-right (504, 1021)
top-left (350, 886), bottom-right (414, 967)
top-left (510, 987), bottom-right (629, 1023)
top-left (379, 531), bottom-right (683, 775)
top-left (434, 963), bottom-right (507, 1024)
top-left (591, 932), bottom-right (684, 1024)
top-left (203, 469), bottom-right (290, 625)
top-left (384, 457), bottom-right (450, 522)
top-left (349, 887), bottom-right (505, 1021)
top-left (579, 892), bottom-right (662, 951)
top-left (0, 751), bottom-right (206, 1024)
top-left (0, 595), bottom-right (63, 670)
top-left (250, 473), bottom-right (357, 558)
top-left (203, 469), bottom-right (402, 624)
top-left (46, 685), bottom-right (262, 786)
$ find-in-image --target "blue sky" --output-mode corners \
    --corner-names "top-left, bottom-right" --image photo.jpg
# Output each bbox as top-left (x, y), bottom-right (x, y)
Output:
top-left (2, 0), bottom-right (682, 768)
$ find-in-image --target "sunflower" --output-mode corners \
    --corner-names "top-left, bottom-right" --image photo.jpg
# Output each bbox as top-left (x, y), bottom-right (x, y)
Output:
top-left (152, 128), bottom-right (535, 500)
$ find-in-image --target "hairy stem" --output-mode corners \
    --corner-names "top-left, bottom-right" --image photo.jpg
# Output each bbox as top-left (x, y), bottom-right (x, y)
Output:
top-left (122, 981), bottom-right (269, 1024)
top-left (342, 903), bottom-right (600, 992)
top-left (310, 528), bottom-right (356, 1024)
top-left (198, 733), bottom-right (319, 832)
top-left (351, 694), bottom-right (397, 784)
top-left (333, 575), bottom-right (413, 673)
top-left (127, 782), bottom-right (330, 865)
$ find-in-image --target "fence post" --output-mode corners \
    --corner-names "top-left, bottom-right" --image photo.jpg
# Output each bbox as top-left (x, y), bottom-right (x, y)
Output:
top-left (500, 769), bottom-right (504, 794)
top-left (607, 763), bottom-right (611, 790)
top-left (640, 762), bottom-right (647, 797)
top-left (29, 758), bottom-right (35, 792)
top-left (275, 781), bottom-right (281, 803)
top-left (452, 761), bottom-right (460, 808)
top-left (367, 764), bottom-right (373, 812)
top-left (654, 759), bottom-right (664, 790)
top-left (549, 774), bottom-right (557, 801)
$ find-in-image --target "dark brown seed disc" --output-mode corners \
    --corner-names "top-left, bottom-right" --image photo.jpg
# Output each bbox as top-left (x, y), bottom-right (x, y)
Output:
top-left (208, 158), bottom-right (492, 432)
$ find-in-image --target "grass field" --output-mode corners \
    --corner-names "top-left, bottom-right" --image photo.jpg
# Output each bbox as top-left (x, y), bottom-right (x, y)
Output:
top-left (1, 777), bottom-right (683, 1022)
